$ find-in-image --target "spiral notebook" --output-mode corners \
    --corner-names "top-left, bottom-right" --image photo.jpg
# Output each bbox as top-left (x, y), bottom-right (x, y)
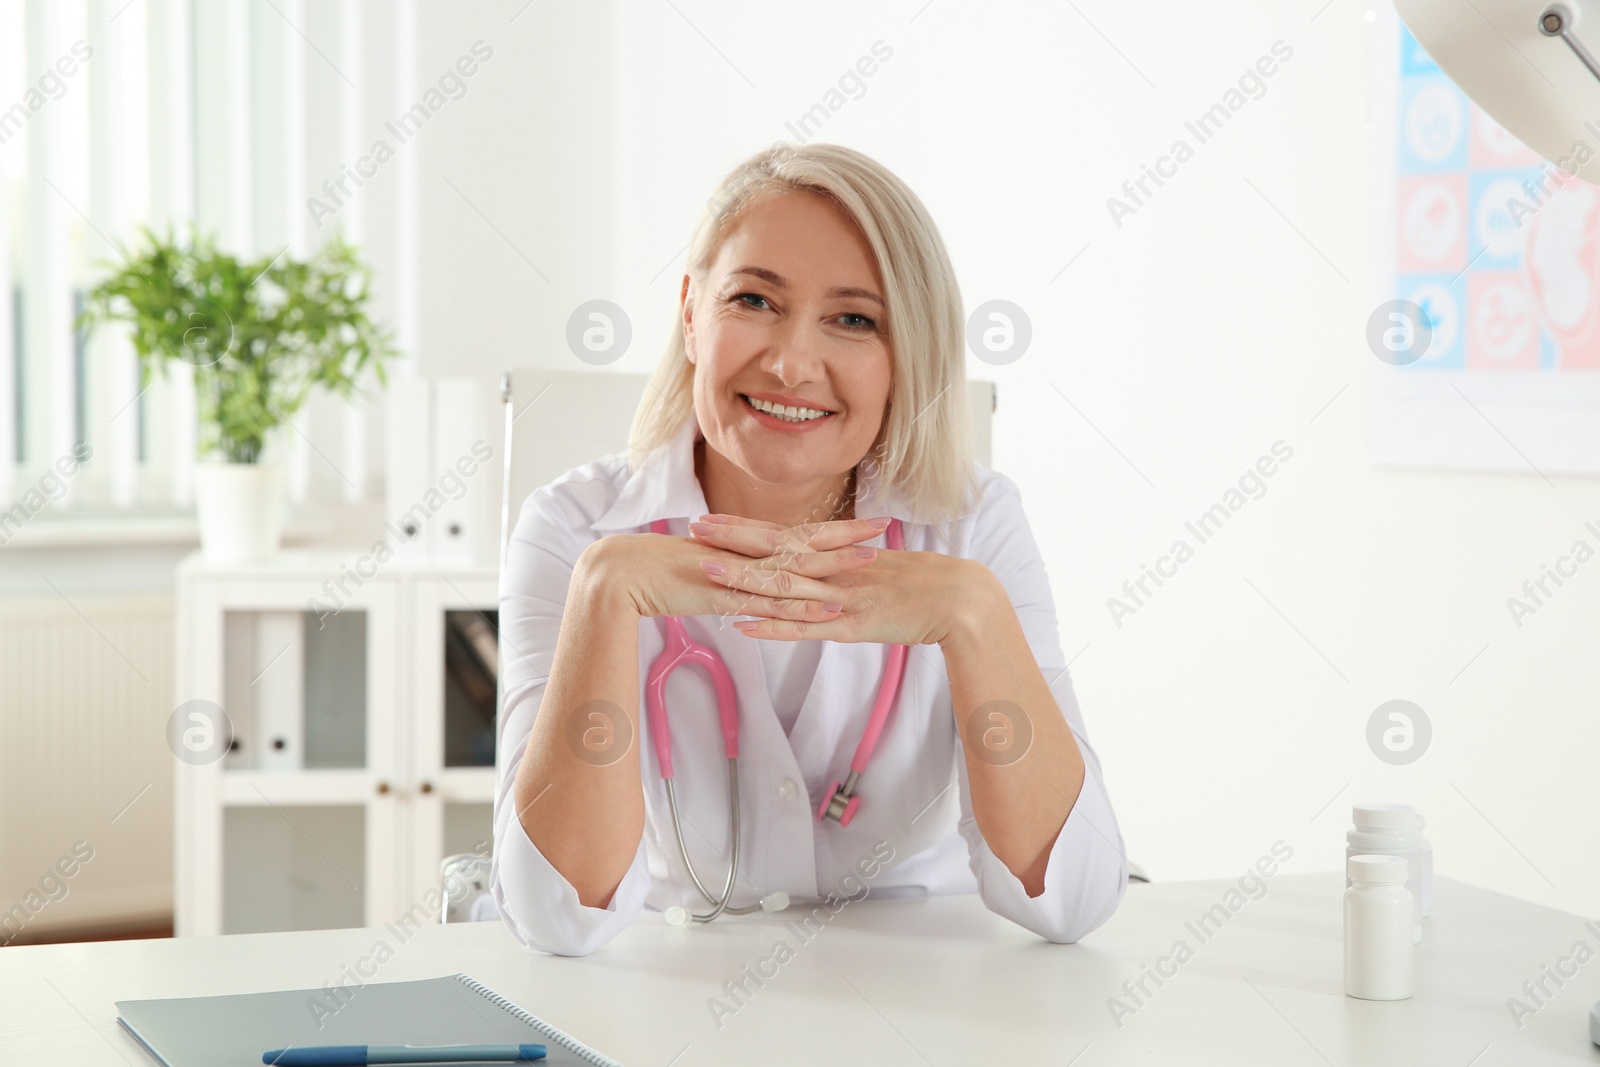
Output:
top-left (115, 973), bottom-right (623, 1067)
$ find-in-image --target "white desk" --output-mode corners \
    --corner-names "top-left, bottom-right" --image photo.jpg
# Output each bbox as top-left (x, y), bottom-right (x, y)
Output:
top-left (3, 872), bottom-right (1597, 1066)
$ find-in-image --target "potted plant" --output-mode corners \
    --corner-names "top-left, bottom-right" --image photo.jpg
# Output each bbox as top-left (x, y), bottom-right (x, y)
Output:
top-left (80, 226), bottom-right (397, 562)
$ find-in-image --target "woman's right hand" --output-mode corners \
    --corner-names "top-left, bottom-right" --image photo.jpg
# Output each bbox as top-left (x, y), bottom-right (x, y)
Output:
top-left (586, 520), bottom-right (884, 624)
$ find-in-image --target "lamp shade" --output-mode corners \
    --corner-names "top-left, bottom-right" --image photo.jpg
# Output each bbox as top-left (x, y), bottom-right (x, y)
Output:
top-left (1395, 0), bottom-right (1600, 184)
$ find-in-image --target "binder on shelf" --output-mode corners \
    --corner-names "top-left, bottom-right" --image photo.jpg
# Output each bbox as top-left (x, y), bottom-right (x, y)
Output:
top-left (385, 377), bottom-right (503, 567)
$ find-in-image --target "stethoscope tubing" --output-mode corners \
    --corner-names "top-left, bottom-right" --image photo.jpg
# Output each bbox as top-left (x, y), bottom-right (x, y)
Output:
top-left (664, 764), bottom-right (745, 921)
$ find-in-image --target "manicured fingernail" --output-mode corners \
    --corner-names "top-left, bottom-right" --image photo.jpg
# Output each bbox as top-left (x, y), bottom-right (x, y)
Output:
top-left (866, 516), bottom-right (892, 528)
top-left (700, 560), bottom-right (727, 577)
top-left (733, 620), bottom-right (759, 632)
top-left (855, 547), bottom-right (877, 558)
top-left (689, 522), bottom-right (716, 536)
top-left (822, 603), bottom-right (843, 613)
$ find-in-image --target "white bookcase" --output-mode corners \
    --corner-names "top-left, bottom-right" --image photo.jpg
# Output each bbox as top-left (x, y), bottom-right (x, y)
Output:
top-left (173, 552), bottom-right (498, 937)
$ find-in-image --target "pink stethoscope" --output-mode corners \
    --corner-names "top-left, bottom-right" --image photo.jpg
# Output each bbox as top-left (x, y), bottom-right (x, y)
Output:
top-left (645, 516), bottom-right (909, 925)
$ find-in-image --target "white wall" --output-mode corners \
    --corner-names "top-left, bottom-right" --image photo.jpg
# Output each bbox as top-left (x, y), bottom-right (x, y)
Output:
top-left (415, 0), bottom-right (616, 380)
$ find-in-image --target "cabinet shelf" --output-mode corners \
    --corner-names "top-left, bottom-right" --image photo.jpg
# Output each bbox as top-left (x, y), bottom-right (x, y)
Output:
top-left (220, 770), bottom-right (377, 805)
top-left (431, 768), bottom-right (496, 803)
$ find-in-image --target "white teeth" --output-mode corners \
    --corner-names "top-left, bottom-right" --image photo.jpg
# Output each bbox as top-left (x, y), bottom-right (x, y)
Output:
top-left (745, 395), bottom-right (830, 422)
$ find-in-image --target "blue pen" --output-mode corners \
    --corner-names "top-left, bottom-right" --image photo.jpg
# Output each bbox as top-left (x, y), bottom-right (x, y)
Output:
top-left (261, 1044), bottom-right (547, 1065)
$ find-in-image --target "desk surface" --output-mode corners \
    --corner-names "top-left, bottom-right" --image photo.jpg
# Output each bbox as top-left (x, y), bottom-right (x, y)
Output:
top-left (3, 872), bottom-right (1598, 1066)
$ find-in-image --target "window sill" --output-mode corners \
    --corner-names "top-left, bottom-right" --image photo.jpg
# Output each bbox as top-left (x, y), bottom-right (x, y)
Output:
top-left (2, 512), bottom-right (201, 548)
top-left (0, 500), bottom-right (391, 550)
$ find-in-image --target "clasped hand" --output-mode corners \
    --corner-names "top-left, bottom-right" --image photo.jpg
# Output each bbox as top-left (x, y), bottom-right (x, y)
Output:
top-left (609, 513), bottom-right (975, 647)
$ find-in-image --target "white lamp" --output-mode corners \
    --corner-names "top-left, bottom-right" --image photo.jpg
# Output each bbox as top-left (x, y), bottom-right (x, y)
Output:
top-left (1395, 0), bottom-right (1600, 184)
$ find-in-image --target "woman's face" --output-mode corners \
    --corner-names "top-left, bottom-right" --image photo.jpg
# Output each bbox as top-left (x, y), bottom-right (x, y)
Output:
top-left (682, 189), bottom-right (892, 491)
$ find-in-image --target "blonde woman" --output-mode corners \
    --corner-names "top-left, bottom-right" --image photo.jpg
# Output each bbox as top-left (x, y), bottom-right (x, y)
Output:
top-left (493, 143), bottom-right (1127, 956)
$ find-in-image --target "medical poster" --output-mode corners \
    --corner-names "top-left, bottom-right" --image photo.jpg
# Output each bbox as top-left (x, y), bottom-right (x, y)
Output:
top-left (1367, 8), bottom-right (1600, 475)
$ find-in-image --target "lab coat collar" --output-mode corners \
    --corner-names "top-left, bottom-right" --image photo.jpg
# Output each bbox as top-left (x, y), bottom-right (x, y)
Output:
top-left (588, 412), bottom-right (928, 533)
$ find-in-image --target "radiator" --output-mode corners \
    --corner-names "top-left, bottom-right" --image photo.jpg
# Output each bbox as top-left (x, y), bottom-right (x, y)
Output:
top-left (0, 591), bottom-right (175, 942)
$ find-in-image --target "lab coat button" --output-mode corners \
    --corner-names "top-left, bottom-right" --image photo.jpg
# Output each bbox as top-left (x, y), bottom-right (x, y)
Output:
top-left (777, 778), bottom-right (799, 801)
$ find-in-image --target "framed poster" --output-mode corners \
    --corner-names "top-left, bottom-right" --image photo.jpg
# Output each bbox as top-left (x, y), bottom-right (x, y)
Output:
top-left (1368, 3), bottom-right (1600, 475)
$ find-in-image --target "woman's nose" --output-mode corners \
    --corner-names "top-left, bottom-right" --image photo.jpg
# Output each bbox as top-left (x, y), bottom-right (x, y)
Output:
top-left (759, 319), bottom-right (827, 383)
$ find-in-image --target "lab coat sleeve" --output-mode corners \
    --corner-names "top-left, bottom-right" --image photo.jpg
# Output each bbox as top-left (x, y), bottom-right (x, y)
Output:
top-left (953, 472), bottom-right (1130, 943)
top-left (490, 480), bottom-right (653, 957)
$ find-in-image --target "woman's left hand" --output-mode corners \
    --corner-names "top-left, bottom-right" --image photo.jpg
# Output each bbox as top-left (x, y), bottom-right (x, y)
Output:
top-left (688, 513), bottom-right (986, 647)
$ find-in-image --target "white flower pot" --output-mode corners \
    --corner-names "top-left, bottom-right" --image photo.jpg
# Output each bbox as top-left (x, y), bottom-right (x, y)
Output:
top-left (192, 461), bottom-right (287, 563)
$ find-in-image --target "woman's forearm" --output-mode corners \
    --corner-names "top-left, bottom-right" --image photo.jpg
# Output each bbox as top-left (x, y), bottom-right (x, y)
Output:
top-left (513, 541), bottom-right (645, 909)
top-left (940, 562), bottom-right (1087, 897)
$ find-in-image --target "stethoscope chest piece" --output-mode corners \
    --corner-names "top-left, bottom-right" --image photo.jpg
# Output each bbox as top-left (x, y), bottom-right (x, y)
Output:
top-left (819, 772), bottom-right (863, 826)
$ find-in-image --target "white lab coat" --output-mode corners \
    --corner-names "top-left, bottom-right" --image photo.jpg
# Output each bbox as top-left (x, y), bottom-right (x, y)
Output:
top-left (492, 415), bottom-right (1129, 956)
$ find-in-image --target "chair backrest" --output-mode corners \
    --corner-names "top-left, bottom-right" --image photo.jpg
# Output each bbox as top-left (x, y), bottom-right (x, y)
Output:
top-left (498, 368), bottom-right (652, 572)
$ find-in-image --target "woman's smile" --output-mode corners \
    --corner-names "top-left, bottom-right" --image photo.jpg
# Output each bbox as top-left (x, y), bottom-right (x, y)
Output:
top-left (738, 391), bottom-right (840, 432)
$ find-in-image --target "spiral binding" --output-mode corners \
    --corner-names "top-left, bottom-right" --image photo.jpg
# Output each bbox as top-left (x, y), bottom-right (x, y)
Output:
top-left (453, 974), bottom-right (625, 1067)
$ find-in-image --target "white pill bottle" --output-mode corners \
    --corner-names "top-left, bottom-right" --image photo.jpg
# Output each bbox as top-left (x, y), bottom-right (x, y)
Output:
top-left (1344, 854), bottom-right (1414, 1000)
top-left (1346, 802), bottom-right (1431, 941)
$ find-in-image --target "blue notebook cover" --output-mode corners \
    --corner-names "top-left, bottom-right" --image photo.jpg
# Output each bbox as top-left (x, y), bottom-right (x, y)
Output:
top-left (114, 972), bottom-right (623, 1067)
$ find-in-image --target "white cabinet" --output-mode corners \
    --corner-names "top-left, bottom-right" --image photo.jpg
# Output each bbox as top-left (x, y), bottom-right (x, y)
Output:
top-left (173, 553), bottom-right (498, 936)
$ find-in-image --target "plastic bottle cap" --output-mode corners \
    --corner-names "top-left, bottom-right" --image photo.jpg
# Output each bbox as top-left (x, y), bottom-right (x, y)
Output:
top-left (1349, 853), bottom-right (1409, 884)
top-left (1352, 802), bottom-right (1416, 829)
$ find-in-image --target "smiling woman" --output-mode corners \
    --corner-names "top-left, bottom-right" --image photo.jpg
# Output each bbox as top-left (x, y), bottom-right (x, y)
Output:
top-left (494, 142), bottom-right (1130, 958)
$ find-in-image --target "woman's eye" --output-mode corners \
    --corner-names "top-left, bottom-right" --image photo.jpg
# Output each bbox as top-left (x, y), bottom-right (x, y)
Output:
top-left (731, 293), bottom-right (874, 331)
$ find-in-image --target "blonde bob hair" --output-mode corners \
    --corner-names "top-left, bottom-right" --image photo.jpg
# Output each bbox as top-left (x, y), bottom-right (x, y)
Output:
top-left (628, 142), bottom-right (979, 533)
